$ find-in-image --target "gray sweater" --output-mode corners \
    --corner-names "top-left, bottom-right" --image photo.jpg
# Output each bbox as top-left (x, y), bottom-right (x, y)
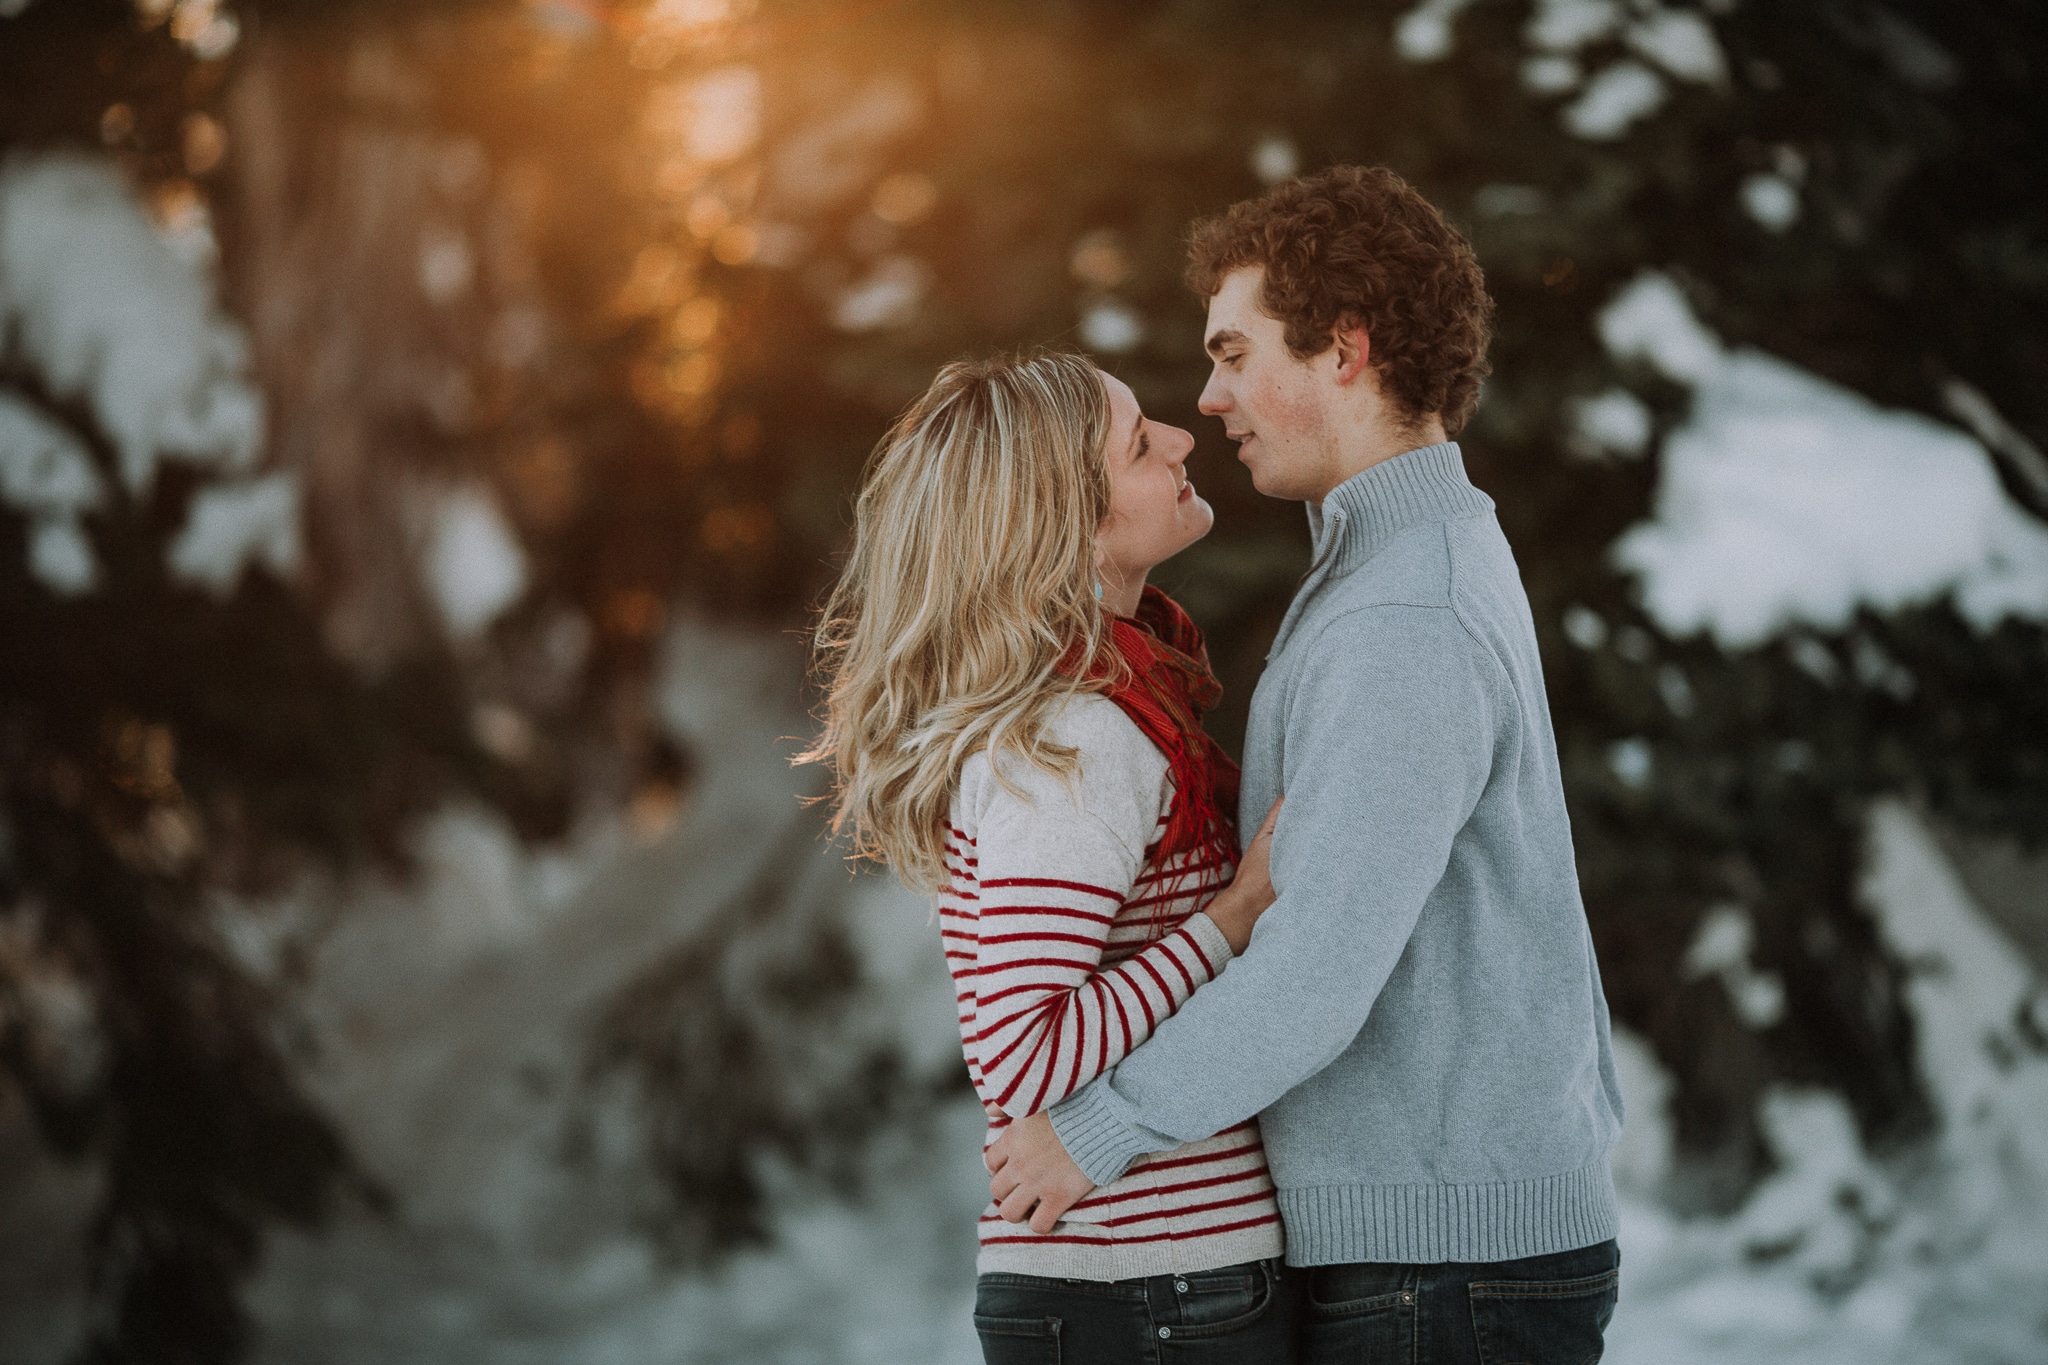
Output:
top-left (1050, 442), bottom-right (1623, 1266)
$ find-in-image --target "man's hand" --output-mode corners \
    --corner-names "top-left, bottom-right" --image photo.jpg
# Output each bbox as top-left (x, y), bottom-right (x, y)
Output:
top-left (985, 1111), bottom-right (1096, 1234)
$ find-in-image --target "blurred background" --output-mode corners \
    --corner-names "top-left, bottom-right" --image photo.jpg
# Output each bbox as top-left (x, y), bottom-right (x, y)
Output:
top-left (0, 0), bottom-right (2044, 1361)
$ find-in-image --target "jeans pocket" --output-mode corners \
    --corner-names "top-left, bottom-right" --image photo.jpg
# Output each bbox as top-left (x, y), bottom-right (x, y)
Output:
top-left (1168, 1263), bottom-right (1271, 1336)
top-left (973, 1312), bottom-right (1062, 1365)
top-left (1300, 1270), bottom-right (1409, 1365)
top-left (1467, 1268), bottom-right (1619, 1365)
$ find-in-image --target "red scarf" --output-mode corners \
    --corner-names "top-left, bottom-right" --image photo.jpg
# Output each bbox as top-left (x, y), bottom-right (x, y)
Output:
top-left (1098, 587), bottom-right (1242, 883)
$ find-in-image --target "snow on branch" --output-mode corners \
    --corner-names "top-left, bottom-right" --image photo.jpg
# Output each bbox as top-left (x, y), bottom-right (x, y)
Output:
top-left (1601, 271), bottom-right (2048, 647)
top-left (0, 153), bottom-right (298, 597)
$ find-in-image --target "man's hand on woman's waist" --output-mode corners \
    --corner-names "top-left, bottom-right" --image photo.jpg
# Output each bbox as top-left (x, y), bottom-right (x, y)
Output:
top-left (986, 1112), bottom-right (1095, 1234)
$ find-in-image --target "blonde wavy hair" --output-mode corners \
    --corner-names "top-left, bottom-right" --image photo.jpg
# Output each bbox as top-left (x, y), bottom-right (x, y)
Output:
top-left (800, 351), bottom-right (1126, 892)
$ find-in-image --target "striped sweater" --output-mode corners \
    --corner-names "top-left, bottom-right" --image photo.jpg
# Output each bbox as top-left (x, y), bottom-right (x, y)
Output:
top-left (941, 694), bottom-right (1283, 1281)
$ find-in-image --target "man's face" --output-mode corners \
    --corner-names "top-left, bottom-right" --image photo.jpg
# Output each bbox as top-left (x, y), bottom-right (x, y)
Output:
top-left (1197, 266), bottom-right (1340, 501)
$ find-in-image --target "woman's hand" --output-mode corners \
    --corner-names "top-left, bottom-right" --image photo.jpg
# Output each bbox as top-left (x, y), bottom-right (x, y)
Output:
top-left (1200, 797), bottom-right (1282, 955)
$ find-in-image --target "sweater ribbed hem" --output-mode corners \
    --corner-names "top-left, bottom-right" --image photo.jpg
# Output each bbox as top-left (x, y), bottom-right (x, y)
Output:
top-left (1312, 442), bottom-right (1495, 577)
top-left (1049, 1082), bottom-right (1154, 1187)
top-left (977, 1219), bottom-right (1285, 1282)
top-left (1276, 1159), bottom-right (1618, 1267)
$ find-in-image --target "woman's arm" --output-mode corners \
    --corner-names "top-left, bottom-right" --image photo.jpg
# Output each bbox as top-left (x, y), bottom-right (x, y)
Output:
top-left (968, 757), bottom-right (1278, 1118)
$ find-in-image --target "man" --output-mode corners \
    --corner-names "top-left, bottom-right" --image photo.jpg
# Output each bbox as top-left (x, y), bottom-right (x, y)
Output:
top-left (986, 165), bottom-right (1626, 1363)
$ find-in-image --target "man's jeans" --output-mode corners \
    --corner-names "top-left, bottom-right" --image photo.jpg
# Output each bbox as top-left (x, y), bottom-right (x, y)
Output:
top-left (974, 1257), bottom-right (1298, 1364)
top-left (1300, 1240), bottom-right (1619, 1365)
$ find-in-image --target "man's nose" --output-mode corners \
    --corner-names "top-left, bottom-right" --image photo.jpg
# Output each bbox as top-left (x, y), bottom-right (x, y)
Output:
top-left (1197, 369), bottom-right (1230, 416)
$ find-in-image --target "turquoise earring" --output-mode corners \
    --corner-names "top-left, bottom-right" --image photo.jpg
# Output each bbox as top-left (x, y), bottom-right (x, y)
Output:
top-left (1094, 579), bottom-right (1103, 602)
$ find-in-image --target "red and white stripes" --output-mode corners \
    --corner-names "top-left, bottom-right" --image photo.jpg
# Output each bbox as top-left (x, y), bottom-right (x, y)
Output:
top-left (941, 696), bottom-right (1283, 1281)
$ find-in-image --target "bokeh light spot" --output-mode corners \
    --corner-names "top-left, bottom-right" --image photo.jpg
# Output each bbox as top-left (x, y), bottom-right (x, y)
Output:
top-left (1069, 229), bottom-right (1131, 289)
top-left (182, 113), bottom-right (227, 176)
top-left (870, 171), bottom-right (938, 226)
top-left (710, 224), bottom-right (757, 265)
top-left (602, 586), bottom-right (667, 640)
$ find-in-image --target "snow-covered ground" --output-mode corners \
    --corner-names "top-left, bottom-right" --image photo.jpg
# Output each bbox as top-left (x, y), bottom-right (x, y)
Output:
top-left (235, 638), bottom-right (2046, 1365)
top-left (2, 614), bottom-right (2042, 1363)
top-left (1605, 802), bottom-right (2048, 1365)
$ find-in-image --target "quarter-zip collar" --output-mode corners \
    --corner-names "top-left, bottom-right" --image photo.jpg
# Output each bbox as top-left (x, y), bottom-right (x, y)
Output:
top-left (1270, 442), bottom-right (1493, 659)
top-left (1307, 441), bottom-right (1493, 577)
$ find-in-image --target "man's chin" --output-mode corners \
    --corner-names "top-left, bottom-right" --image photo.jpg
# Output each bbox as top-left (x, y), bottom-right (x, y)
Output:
top-left (1245, 462), bottom-right (1293, 500)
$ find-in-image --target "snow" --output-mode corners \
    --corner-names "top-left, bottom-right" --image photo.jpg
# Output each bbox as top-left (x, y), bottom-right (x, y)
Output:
top-left (1392, 0), bottom-right (1478, 63)
top-left (1521, 53), bottom-right (1583, 94)
top-left (1563, 61), bottom-right (1668, 140)
top-left (0, 154), bottom-right (299, 596)
top-left (0, 361), bottom-right (103, 593)
top-left (1625, 10), bottom-right (1727, 85)
top-left (1608, 736), bottom-right (1653, 788)
top-left (167, 471), bottom-right (301, 594)
top-left (1681, 904), bottom-right (1786, 1028)
top-left (1, 611), bottom-right (2039, 1364)
top-left (1562, 602), bottom-right (1610, 649)
top-left (1601, 272), bottom-right (2048, 646)
top-left (1571, 386), bottom-right (1654, 458)
top-left (26, 521), bottom-right (96, 595)
top-left (1605, 803), bottom-right (2048, 1364)
top-left (1080, 300), bottom-right (1144, 355)
top-left (0, 156), bottom-right (263, 497)
top-left (423, 487), bottom-right (527, 640)
top-left (1941, 377), bottom-right (2048, 510)
top-left (224, 616), bottom-right (984, 1364)
top-left (1525, 0), bottom-right (1623, 53)
top-left (1599, 271), bottom-right (1724, 383)
top-left (1741, 172), bottom-right (1802, 231)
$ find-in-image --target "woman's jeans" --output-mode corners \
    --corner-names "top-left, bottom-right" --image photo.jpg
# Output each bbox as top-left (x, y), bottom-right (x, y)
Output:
top-left (1300, 1239), bottom-right (1621, 1365)
top-left (975, 1257), bottom-right (1298, 1364)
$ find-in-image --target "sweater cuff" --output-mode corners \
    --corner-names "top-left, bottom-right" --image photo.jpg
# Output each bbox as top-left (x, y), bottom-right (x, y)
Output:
top-left (1049, 1081), bottom-right (1153, 1186)
top-left (1182, 912), bottom-right (1235, 979)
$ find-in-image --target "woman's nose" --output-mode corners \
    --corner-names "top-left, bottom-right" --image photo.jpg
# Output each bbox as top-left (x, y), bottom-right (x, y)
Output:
top-left (1163, 425), bottom-right (1195, 465)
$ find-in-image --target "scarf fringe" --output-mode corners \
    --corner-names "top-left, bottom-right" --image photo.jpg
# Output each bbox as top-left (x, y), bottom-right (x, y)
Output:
top-left (1099, 588), bottom-right (1242, 932)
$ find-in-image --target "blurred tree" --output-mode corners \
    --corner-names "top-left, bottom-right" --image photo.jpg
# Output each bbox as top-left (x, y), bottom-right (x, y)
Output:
top-left (3, 0), bottom-right (2044, 1359)
top-left (0, 4), bottom-right (534, 1361)
top-left (684, 0), bottom-right (2048, 1209)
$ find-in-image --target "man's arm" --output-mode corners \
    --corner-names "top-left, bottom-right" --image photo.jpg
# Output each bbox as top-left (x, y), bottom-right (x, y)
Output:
top-left (1034, 604), bottom-right (1504, 1187)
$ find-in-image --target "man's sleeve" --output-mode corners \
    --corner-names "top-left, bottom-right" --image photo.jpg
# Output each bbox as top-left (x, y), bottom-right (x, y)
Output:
top-left (1048, 604), bottom-right (1503, 1185)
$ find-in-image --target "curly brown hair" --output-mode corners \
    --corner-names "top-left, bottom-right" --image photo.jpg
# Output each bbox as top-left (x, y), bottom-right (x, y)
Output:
top-left (1187, 165), bottom-right (1494, 436)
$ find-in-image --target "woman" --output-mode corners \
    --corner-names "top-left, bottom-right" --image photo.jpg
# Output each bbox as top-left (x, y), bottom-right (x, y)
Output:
top-left (804, 351), bottom-right (1295, 1364)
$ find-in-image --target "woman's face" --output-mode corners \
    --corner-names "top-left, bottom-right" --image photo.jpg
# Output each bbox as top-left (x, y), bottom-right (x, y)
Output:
top-left (1095, 371), bottom-right (1211, 609)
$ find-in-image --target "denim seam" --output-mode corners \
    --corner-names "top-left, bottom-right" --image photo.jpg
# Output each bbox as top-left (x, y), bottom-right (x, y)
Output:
top-left (1467, 1269), bottom-right (1619, 1300)
top-left (970, 1313), bottom-right (1063, 1338)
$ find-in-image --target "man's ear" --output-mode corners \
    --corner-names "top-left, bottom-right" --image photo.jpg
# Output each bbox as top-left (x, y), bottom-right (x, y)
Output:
top-left (1331, 321), bottom-right (1372, 385)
